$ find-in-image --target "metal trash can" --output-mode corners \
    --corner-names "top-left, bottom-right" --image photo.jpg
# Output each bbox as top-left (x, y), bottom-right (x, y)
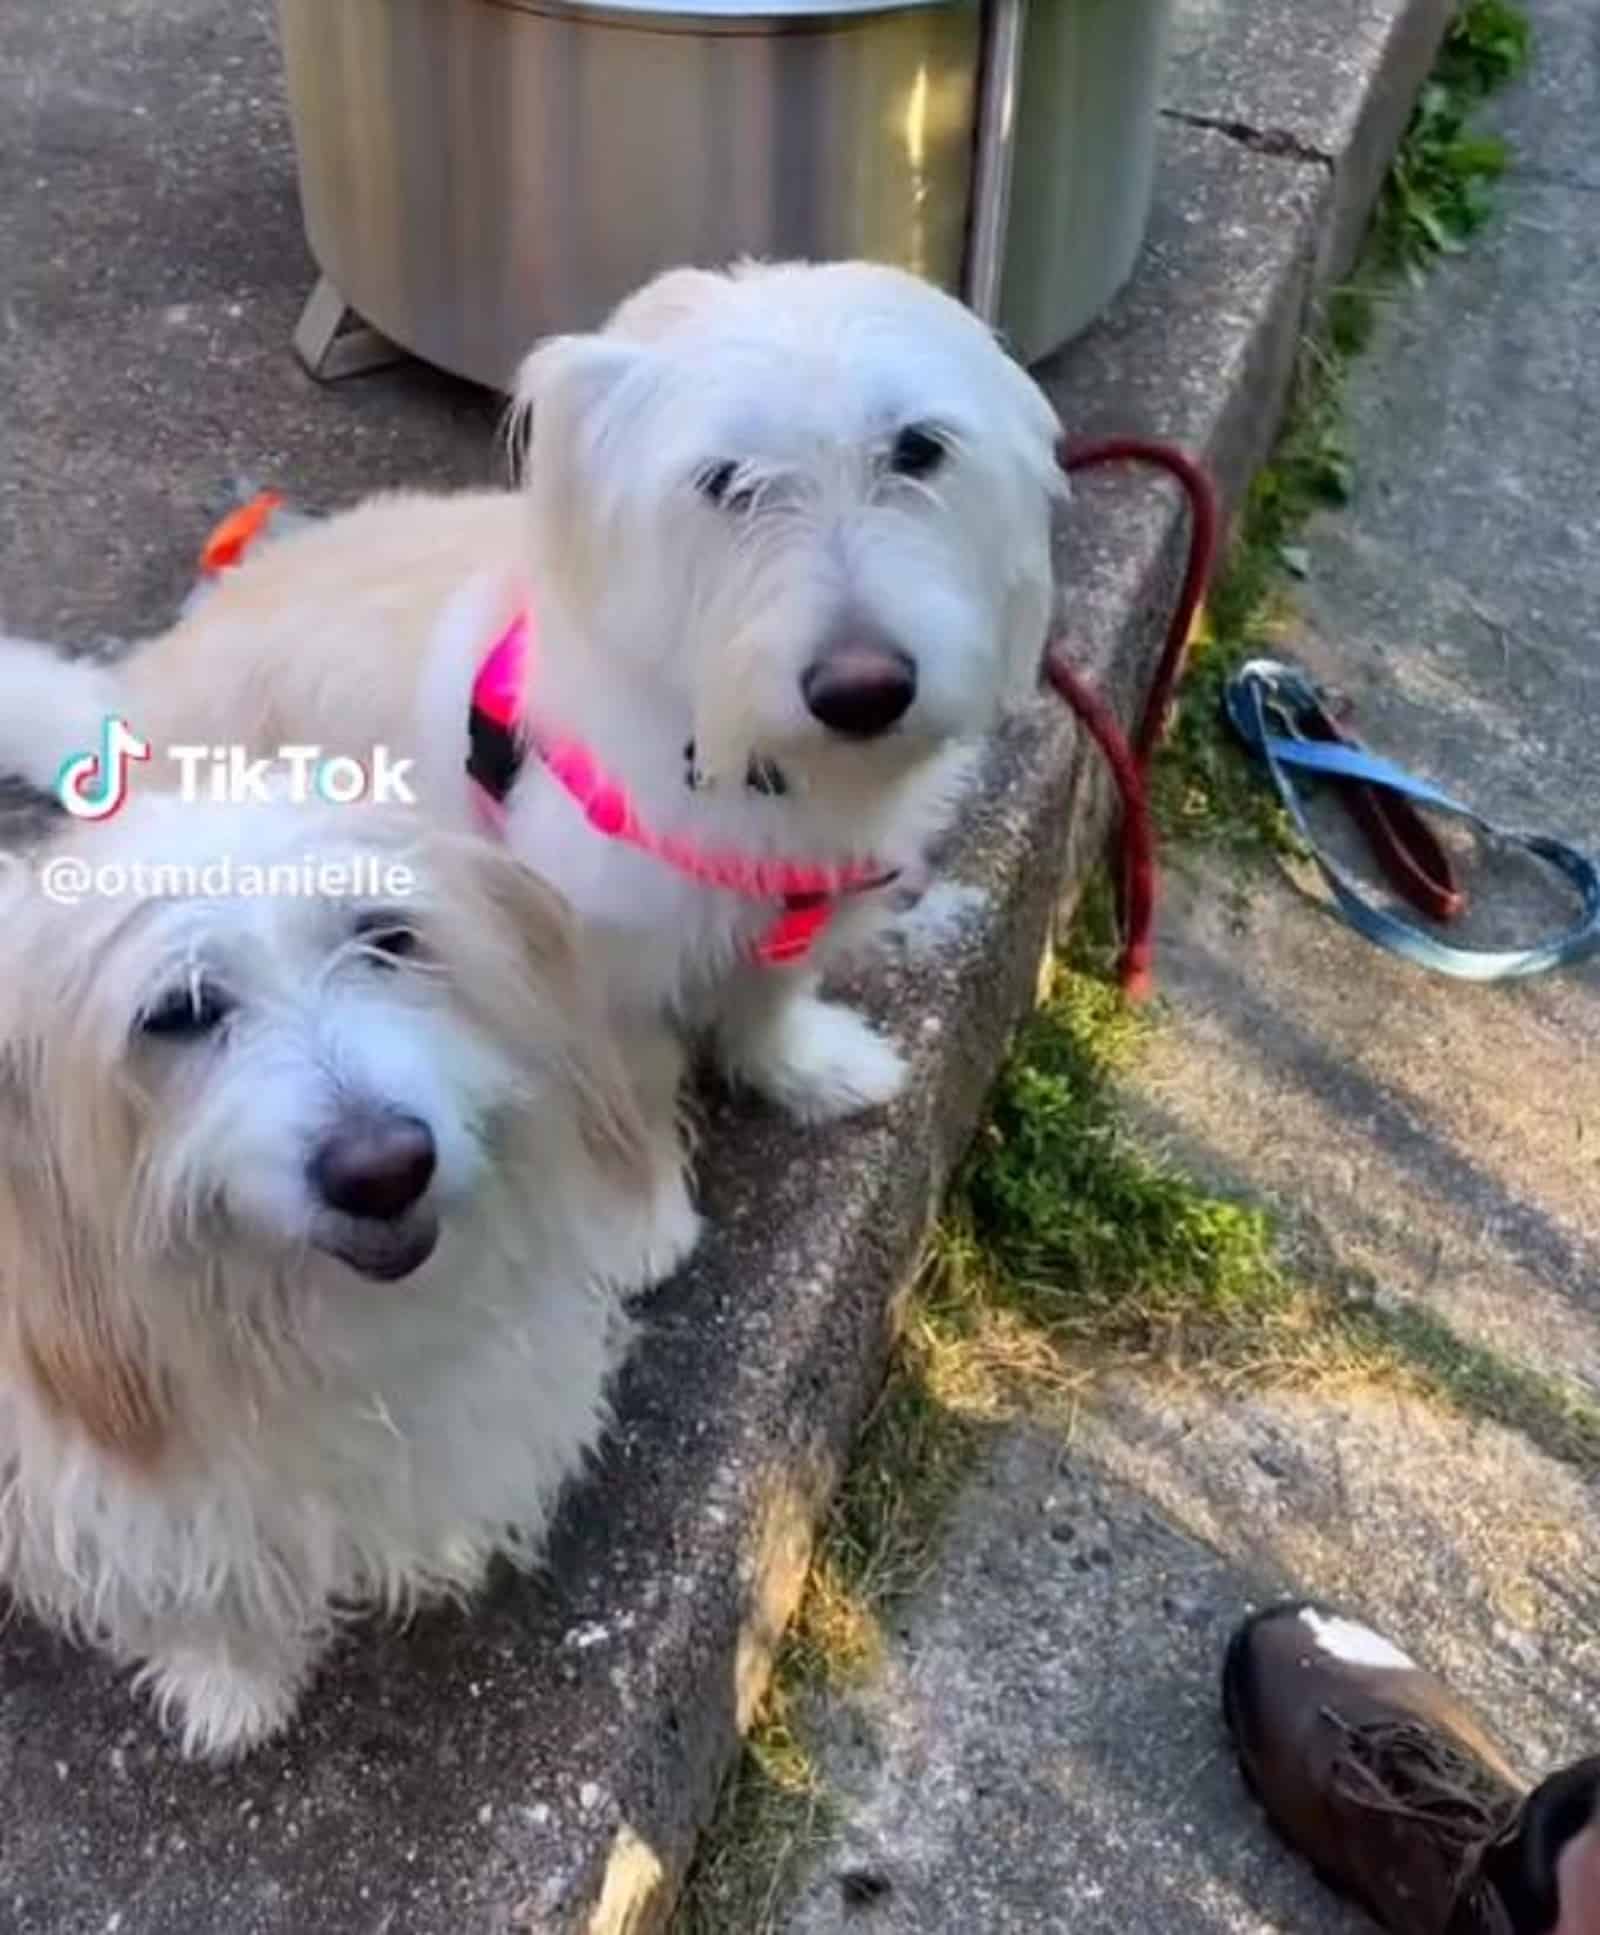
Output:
top-left (275, 0), bottom-right (1171, 388)
top-left (985, 0), bottom-right (1173, 362)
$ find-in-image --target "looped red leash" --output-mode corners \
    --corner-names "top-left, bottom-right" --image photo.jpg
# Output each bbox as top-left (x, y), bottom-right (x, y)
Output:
top-left (1044, 437), bottom-right (1467, 997)
top-left (1044, 438), bottom-right (1220, 999)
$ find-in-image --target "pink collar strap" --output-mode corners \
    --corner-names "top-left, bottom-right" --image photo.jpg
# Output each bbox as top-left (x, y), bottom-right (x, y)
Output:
top-left (466, 611), bottom-right (897, 966)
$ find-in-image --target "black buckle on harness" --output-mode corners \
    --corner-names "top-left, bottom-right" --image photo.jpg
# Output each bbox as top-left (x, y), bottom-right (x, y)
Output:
top-left (467, 705), bottom-right (524, 806)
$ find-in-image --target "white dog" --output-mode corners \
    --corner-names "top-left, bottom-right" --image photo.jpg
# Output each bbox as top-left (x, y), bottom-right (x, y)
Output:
top-left (0, 260), bottom-right (1064, 1191)
top-left (0, 792), bottom-right (664, 1757)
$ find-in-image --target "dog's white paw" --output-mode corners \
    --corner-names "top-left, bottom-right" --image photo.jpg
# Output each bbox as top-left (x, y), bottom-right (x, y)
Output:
top-left (731, 996), bottom-right (907, 1124)
top-left (630, 1165), bottom-right (704, 1292)
top-left (137, 1645), bottom-right (306, 1760)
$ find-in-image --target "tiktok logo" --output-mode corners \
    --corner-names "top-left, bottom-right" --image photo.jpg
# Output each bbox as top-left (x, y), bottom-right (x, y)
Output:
top-left (56, 717), bottom-right (151, 822)
top-left (53, 721), bottom-right (414, 821)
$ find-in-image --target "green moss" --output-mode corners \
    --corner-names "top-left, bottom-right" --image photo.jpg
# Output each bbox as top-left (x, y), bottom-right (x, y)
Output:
top-left (958, 968), bottom-right (1284, 1340)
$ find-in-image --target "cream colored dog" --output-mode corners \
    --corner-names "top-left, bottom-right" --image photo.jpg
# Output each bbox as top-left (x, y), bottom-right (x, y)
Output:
top-left (0, 261), bottom-right (1064, 1245)
top-left (0, 792), bottom-right (664, 1757)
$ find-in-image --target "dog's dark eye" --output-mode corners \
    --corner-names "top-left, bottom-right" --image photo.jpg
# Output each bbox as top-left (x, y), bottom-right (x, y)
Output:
top-left (139, 982), bottom-right (233, 1040)
top-left (353, 912), bottom-right (418, 962)
top-left (696, 461), bottom-right (756, 512)
top-left (698, 461), bottom-right (736, 504)
top-left (889, 426), bottom-right (948, 479)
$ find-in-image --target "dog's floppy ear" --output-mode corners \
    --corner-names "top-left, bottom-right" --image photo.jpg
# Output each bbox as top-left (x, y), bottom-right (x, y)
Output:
top-left (984, 355), bottom-right (1066, 708)
top-left (512, 333), bottom-right (662, 599)
top-left (449, 839), bottom-right (656, 1195)
top-left (1001, 548), bottom-right (1059, 710)
top-left (0, 899), bottom-right (177, 1467)
top-left (460, 833), bottom-right (581, 988)
top-left (0, 1125), bottom-right (175, 1468)
top-left (511, 333), bottom-right (649, 476)
top-left (604, 266), bottom-right (729, 343)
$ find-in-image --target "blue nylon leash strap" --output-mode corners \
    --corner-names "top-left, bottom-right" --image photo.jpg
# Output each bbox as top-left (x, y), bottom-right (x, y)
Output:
top-left (1224, 658), bottom-right (1600, 981)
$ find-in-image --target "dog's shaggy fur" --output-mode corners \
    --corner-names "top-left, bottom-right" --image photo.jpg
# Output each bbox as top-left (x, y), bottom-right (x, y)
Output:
top-left (0, 260), bottom-right (1064, 1195)
top-left (0, 793), bottom-right (666, 1757)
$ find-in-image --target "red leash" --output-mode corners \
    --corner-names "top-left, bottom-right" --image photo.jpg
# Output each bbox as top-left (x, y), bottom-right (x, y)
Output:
top-left (1045, 437), bottom-right (1220, 999)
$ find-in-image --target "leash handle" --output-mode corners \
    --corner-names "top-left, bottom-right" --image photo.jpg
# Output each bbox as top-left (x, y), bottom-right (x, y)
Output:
top-left (1225, 659), bottom-right (1600, 981)
top-left (1282, 692), bottom-right (1464, 923)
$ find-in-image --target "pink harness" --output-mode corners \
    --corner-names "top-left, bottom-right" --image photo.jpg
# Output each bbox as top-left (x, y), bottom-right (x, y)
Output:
top-left (466, 611), bottom-right (897, 967)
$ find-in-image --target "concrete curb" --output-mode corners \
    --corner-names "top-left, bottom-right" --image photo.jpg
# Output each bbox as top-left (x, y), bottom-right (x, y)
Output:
top-left (1165, 0), bottom-right (1457, 286)
top-left (0, 6), bottom-right (1451, 1932)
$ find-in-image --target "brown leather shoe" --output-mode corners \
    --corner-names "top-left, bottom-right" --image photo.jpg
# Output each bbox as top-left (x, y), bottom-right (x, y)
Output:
top-left (1222, 1601), bottom-right (1598, 1934)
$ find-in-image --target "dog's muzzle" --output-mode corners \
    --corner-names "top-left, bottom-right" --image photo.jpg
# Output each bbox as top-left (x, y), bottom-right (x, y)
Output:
top-left (308, 1111), bottom-right (440, 1280)
top-left (801, 638), bottom-right (917, 740)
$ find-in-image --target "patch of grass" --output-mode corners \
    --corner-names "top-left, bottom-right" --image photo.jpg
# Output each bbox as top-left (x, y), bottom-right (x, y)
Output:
top-left (958, 966), bottom-right (1285, 1344)
top-left (675, 1186), bottom-right (1085, 1930)
top-left (1358, 0), bottom-right (1530, 294)
top-left (1362, 0), bottom-right (1532, 287)
top-left (944, 914), bottom-right (1355, 1381)
top-left (783, 1318), bottom-right (991, 1688)
top-left (1152, 0), bottom-right (1529, 859)
top-left (673, 1697), bottom-right (835, 1935)
top-left (1438, 0), bottom-right (1533, 92)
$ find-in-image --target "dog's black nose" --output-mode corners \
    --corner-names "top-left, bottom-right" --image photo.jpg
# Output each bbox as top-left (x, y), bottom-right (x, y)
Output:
top-left (802, 647), bottom-right (917, 739)
top-left (311, 1114), bottom-right (436, 1221)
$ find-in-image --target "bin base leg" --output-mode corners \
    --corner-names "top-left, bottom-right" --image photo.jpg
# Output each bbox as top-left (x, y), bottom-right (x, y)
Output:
top-left (292, 275), bottom-right (405, 383)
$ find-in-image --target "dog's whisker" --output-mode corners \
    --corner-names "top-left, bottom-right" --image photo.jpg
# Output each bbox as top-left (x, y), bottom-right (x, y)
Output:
top-left (359, 1391), bottom-right (407, 1444)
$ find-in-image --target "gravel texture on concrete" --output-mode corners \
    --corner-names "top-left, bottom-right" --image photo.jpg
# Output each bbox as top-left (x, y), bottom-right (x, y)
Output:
top-left (0, 0), bottom-right (1442, 1928)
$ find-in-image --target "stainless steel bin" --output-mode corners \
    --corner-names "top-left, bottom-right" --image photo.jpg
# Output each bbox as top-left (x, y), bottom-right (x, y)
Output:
top-left (274, 0), bottom-right (1171, 388)
top-left (990, 0), bottom-right (1172, 362)
top-left (277, 0), bottom-right (985, 388)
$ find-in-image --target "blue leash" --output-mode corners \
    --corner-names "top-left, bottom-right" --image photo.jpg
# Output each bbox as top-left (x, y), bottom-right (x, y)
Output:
top-left (1224, 658), bottom-right (1600, 981)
